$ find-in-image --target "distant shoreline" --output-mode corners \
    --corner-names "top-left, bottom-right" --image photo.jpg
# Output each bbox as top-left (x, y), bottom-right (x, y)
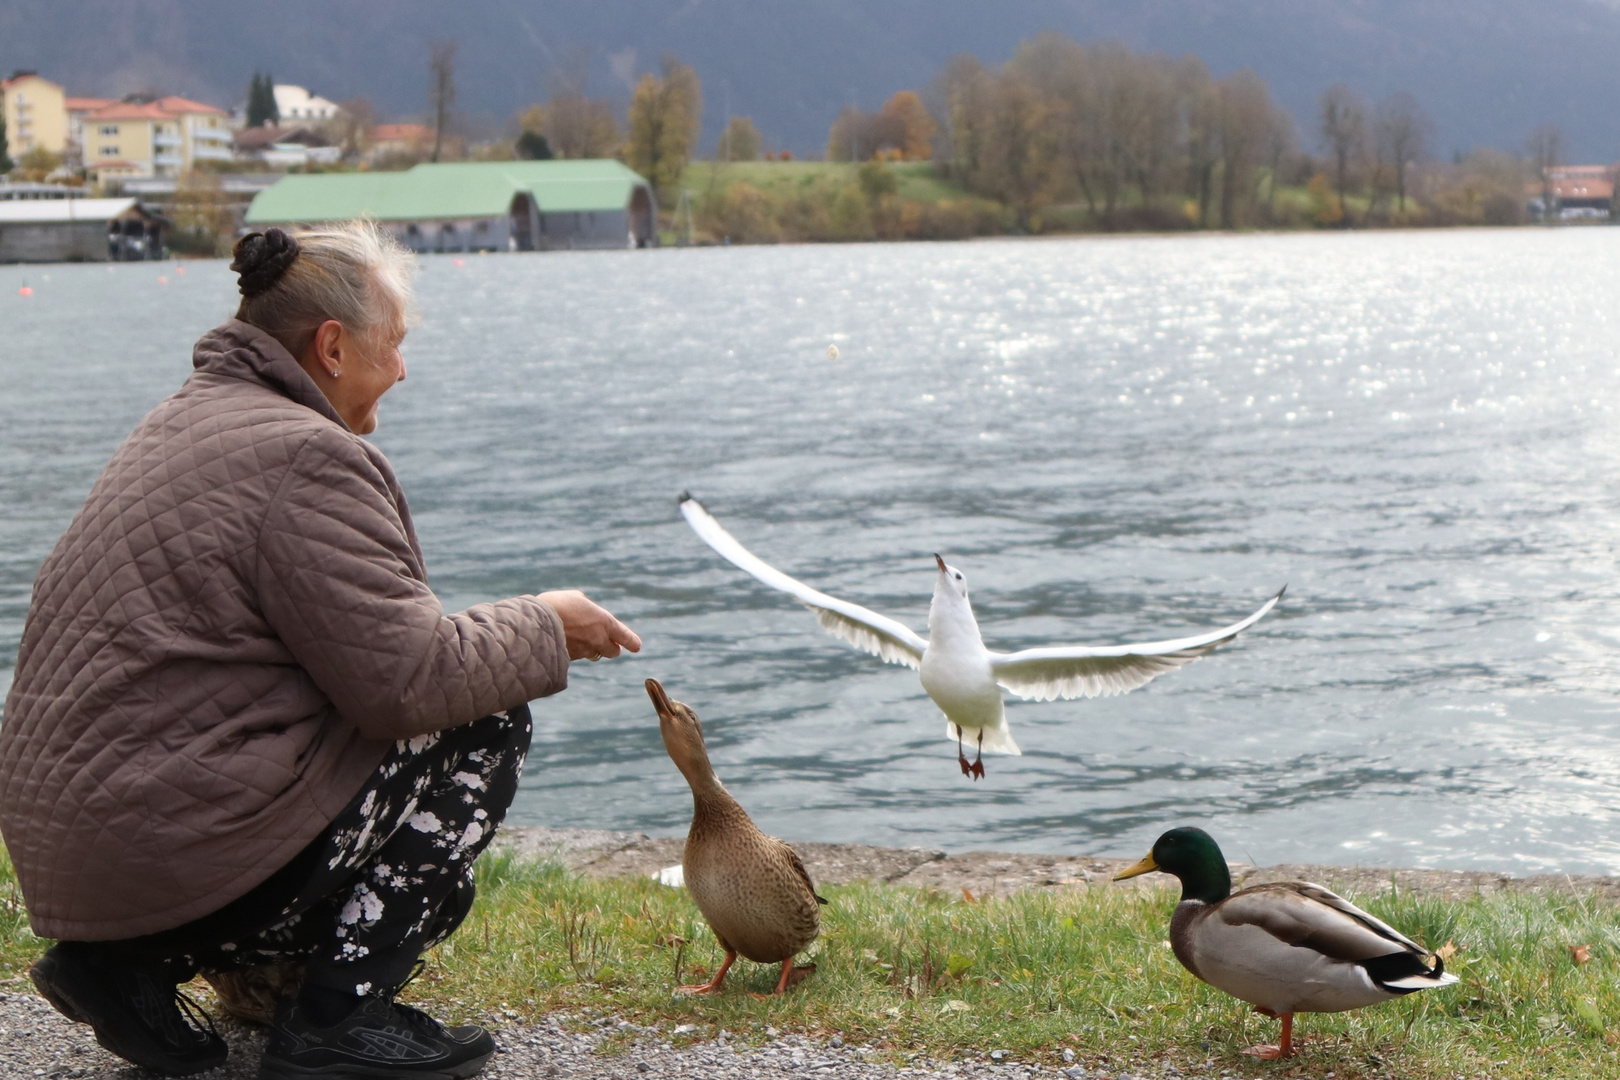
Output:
top-left (498, 825), bottom-right (1620, 900)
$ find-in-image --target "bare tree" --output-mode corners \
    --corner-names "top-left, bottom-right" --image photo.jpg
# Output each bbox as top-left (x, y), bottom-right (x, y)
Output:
top-left (1375, 91), bottom-right (1432, 214)
top-left (1526, 123), bottom-right (1563, 220)
top-left (1261, 106), bottom-right (1297, 221)
top-left (1319, 84), bottom-right (1367, 227)
top-left (1212, 70), bottom-right (1272, 229)
top-left (429, 40), bottom-right (457, 163)
top-left (330, 97), bottom-right (375, 162)
top-left (1006, 32), bottom-right (1092, 211)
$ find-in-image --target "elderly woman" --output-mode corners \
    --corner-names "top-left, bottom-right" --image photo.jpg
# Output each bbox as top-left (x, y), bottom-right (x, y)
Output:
top-left (0, 223), bottom-right (640, 1078)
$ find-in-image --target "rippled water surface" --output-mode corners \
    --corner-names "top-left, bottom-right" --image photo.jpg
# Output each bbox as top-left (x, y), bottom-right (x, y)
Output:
top-left (5, 231), bottom-right (1620, 873)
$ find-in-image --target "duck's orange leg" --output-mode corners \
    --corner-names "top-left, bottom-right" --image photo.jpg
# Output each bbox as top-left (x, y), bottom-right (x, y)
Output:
top-left (774, 960), bottom-right (817, 994)
top-left (1242, 1008), bottom-right (1295, 1059)
top-left (677, 950), bottom-right (736, 995)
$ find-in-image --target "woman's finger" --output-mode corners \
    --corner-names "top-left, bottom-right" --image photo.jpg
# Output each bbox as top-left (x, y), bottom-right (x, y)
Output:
top-left (609, 619), bottom-right (642, 653)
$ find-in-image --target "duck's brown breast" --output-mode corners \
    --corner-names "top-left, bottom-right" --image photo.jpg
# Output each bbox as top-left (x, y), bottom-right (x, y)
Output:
top-left (684, 806), bottom-right (821, 964)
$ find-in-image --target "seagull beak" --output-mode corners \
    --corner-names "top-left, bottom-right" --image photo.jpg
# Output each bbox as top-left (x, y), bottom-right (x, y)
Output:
top-left (1113, 853), bottom-right (1160, 881)
top-left (935, 553), bottom-right (947, 573)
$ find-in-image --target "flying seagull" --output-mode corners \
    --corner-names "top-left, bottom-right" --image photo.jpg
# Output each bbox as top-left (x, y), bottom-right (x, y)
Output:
top-left (679, 495), bottom-right (1283, 779)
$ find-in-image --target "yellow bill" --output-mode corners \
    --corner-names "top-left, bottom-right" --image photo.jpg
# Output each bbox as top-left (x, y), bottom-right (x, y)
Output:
top-left (1113, 852), bottom-right (1160, 881)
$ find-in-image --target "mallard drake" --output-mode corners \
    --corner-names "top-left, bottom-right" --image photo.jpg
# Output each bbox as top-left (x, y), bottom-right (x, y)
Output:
top-left (646, 678), bottom-right (826, 995)
top-left (1115, 827), bottom-right (1457, 1059)
top-left (681, 495), bottom-right (1281, 779)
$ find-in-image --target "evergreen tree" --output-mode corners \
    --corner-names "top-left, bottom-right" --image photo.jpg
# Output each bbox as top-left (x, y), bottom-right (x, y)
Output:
top-left (515, 129), bottom-right (553, 160)
top-left (246, 73), bottom-right (280, 128)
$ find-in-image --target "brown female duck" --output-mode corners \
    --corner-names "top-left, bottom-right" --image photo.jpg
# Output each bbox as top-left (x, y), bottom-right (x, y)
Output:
top-left (646, 678), bottom-right (826, 995)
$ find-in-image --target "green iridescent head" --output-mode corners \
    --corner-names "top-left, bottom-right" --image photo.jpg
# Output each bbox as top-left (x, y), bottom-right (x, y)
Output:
top-left (1114, 826), bottom-right (1233, 904)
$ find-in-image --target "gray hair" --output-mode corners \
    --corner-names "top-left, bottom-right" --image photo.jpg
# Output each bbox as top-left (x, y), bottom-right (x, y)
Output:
top-left (234, 220), bottom-right (415, 359)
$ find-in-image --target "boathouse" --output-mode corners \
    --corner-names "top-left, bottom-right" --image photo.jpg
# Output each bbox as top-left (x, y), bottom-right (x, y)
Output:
top-left (0, 197), bottom-right (166, 262)
top-left (244, 160), bottom-right (657, 252)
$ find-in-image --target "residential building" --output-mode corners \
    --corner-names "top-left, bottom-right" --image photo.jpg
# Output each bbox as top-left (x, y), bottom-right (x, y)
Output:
top-left (367, 123), bottom-right (434, 162)
top-left (81, 96), bottom-right (230, 179)
top-left (1, 71), bottom-right (69, 157)
top-left (273, 85), bottom-right (340, 123)
top-left (234, 125), bottom-right (341, 169)
top-left (1529, 164), bottom-right (1617, 220)
top-left (64, 96), bottom-right (115, 168)
top-left (246, 159), bottom-right (658, 251)
top-left (155, 96), bottom-right (233, 168)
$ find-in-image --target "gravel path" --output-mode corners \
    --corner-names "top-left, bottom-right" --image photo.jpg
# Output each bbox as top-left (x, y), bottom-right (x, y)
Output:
top-left (0, 987), bottom-right (1203, 1080)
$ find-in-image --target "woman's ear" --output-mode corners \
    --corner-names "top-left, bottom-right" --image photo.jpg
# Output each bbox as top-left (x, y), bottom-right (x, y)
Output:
top-left (308, 320), bottom-right (346, 377)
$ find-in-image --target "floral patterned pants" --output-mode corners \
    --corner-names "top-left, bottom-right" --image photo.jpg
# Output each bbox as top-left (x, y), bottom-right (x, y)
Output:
top-left (97, 705), bottom-right (531, 998)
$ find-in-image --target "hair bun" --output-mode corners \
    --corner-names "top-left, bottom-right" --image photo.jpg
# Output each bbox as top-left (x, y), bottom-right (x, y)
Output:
top-left (230, 228), bottom-right (300, 297)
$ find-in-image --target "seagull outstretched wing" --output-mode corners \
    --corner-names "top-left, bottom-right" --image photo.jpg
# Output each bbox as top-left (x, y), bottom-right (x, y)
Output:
top-left (989, 588), bottom-right (1284, 701)
top-left (680, 496), bottom-right (928, 668)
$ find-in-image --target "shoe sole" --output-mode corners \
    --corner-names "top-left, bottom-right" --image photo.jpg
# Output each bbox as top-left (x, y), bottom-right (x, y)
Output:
top-left (30, 954), bottom-right (90, 1024)
top-left (30, 953), bottom-right (228, 1077)
top-left (258, 1049), bottom-right (493, 1080)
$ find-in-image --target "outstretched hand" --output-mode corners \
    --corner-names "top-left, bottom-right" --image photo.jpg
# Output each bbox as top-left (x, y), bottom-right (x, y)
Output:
top-left (538, 590), bottom-right (642, 662)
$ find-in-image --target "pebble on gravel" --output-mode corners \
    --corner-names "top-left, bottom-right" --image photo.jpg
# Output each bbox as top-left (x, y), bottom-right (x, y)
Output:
top-left (2, 987), bottom-right (1240, 1080)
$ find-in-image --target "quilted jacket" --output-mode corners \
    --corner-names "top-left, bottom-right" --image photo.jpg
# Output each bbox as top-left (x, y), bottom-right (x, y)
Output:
top-left (0, 320), bottom-right (569, 940)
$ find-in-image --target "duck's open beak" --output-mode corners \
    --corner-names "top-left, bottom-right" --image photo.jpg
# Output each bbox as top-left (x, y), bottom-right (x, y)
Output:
top-left (1113, 852), bottom-right (1160, 881)
top-left (935, 553), bottom-right (947, 572)
top-left (645, 678), bottom-right (675, 720)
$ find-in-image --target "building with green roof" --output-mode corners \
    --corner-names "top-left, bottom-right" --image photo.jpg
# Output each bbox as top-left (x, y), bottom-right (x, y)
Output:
top-left (244, 159), bottom-right (656, 252)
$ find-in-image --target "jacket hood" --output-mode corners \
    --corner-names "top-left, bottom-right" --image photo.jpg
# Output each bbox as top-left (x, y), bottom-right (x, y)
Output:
top-left (193, 319), bottom-right (349, 431)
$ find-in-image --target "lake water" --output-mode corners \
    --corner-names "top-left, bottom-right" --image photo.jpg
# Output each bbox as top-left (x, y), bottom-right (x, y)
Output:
top-left (4, 230), bottom-right (1620, 876)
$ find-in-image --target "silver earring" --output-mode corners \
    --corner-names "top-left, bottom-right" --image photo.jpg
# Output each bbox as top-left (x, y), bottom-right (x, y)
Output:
top-left (330, 369), bottom-right (340, 378)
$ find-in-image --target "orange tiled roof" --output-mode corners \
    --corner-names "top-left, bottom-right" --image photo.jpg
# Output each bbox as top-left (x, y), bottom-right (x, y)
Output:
top-left (371, 123), bottom-right (432, 142)
top-left (1, 72), bottom-right (57, 90)
top-left (87, 101), bottom-right (175, 121)
top-left (155, 95), bottom-right (226, 116)
top-left (65, 96), bottom-right (116, 112)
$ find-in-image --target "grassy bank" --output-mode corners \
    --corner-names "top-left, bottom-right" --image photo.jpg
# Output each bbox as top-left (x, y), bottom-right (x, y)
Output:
top-left (662, 160), bottom-right (1546, 245)
top-left (3, 849), bottom-right (1617, 1077)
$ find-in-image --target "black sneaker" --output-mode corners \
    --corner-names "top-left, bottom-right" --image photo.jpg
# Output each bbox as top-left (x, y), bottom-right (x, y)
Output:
top-left (30, 942), bottom-right (228, 1076)
top-left (259, 994), bottom-right (495, 1079)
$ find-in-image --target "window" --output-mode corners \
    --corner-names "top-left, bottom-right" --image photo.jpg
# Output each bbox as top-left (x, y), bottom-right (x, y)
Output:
top-left (100, 146), bottom-right (120, 157)
top-left (98, 125), bottom-right (118, 136)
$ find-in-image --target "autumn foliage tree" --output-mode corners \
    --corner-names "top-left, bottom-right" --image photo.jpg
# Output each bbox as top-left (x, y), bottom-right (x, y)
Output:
top-left (939, 36), bottom-right (1291, 229)
top-left (717, 116), bottom-right (761, 161)
top-left (627, 56), bottom-right (703, 198)
top-left (827, 91), bottom-right (938, 162)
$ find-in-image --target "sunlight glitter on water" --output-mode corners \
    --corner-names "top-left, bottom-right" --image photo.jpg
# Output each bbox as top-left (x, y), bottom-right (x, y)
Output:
top-left (2, 228), bottom-right (1619, 871)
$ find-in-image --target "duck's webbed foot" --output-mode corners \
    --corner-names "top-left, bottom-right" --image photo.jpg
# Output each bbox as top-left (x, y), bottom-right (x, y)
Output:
top-left (746, 959), bottom-right (818, 999)
top-left (677, 950), bottom-right (736, 995)
top-left (1241, 1010), bottom-right (1294, 1059)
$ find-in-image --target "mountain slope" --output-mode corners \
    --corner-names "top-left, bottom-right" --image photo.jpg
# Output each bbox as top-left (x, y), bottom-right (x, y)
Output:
top-left (2, 0), bottom-right (1617, 160)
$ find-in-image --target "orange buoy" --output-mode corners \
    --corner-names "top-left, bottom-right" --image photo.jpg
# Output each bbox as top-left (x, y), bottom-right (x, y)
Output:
top-left (158, 275), bottom-right (169, 285)
top-left (18, 285), bottom-right (33, 297)
top-left (452, 258), bottom-right (466, 267)
top-left (175, 265), bottom-right (187, 275)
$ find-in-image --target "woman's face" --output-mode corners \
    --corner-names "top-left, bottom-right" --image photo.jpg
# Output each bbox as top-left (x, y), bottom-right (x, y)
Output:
top-left (302, 312), bottom-right (407, 435)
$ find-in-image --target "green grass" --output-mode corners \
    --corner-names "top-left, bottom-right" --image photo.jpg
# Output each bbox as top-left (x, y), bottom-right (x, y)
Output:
top-left (3, 848), bottom-right (1617, 1077)
top-left (678, 161), bottom-right (971, 205)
